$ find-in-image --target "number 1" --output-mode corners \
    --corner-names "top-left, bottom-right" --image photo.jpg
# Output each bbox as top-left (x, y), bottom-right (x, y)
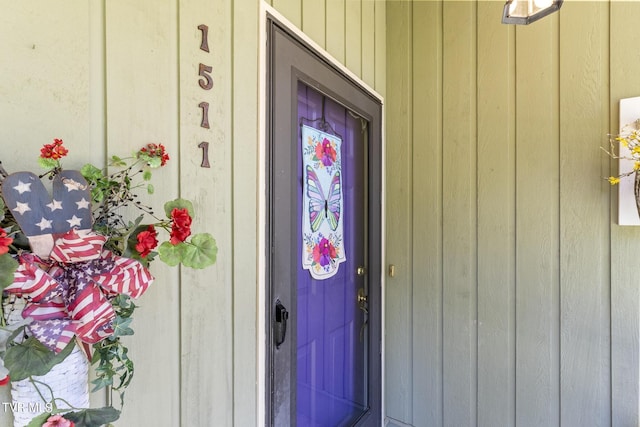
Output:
top-left (198, 141), bottom-right (211, 168)
top-left (198, 24), bottom-right (209, 53)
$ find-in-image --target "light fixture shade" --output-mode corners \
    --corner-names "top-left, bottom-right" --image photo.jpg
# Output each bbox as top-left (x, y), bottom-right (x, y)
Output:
top-left (502, 0), bottom-right (563, 25)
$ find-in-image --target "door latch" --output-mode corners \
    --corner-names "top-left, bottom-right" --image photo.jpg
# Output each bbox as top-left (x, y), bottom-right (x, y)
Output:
top-left (274, 300), bottom-right (289, 349)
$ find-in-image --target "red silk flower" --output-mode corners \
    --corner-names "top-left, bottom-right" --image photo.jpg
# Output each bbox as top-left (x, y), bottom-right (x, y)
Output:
top-left (135, 225), bottom-right (159, 258)
top-left (169, 208), bottom-right (192, 245)
top-left (40, 138), bottom-right (69, 160)
top-left (0, 230), bottom-right (13, 255)
top-left (138, 143), bottom-right (170, 167)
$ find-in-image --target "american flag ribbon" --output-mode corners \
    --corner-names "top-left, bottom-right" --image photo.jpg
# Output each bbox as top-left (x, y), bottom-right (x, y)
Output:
top-left (6, 260), bottom-right (59, 303)
top-left (5, 230), bottom-right (154, 353)
top-left (95, 251), bottom-right (153, 299)
top-left (50, 231), bottom-right (107, 263)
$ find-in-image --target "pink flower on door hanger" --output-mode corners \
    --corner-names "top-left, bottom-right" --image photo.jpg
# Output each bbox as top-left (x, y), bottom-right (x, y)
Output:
top-left (312, 236), bottom-right (337, 267)
top-left (303, 127), bottom-right (341, 173)
top-left (303, 233), bottom-right (343, 277)
top-left (314, 137), bottom-right (337, 167)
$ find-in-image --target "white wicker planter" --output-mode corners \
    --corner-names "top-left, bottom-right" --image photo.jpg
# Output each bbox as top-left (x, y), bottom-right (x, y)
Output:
top-left (3, 296), bottom-right (90, 427)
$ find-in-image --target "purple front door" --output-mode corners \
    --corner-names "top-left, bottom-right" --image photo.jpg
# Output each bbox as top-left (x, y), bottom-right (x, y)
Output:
top-left (296, 83), bottom-right (368, 426)
top-left (267, 18), bottom-right (382, 426)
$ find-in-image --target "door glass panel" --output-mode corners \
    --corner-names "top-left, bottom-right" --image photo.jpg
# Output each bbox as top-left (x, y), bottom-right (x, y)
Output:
top-left (296, 82), bottom-right (368, 426)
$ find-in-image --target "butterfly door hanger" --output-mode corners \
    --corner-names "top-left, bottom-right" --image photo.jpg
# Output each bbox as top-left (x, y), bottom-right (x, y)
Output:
top-left (301, 122), bottom-right (346, 280)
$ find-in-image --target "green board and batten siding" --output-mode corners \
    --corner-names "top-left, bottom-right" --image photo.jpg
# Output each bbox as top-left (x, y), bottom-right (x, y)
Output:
top-left (3, 0), bottom-right (640, 426)
top-left (386, 1), bottom-right (637, 427)
top-left (0, 0), bottom-right (384, 425)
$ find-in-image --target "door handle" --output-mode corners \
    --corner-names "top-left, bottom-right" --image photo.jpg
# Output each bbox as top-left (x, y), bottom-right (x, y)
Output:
top-left (274, 300), bottom-right (289, 349)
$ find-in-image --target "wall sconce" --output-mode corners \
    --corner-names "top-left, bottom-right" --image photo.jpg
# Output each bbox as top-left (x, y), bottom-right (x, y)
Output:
top-left (502, 0), bottom-right (563, 25)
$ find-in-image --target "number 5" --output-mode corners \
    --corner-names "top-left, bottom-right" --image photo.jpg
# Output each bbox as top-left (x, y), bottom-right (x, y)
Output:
top-left (199, 63), bottom-right (213, 90)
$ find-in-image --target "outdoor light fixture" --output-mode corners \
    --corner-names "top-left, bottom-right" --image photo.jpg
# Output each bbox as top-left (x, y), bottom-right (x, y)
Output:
top-left (502, 0), bottom-right (563, 25)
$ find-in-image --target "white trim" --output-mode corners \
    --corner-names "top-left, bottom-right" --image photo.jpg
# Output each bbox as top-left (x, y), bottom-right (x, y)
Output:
top-left (257, 3), bottom-right (386, 425)
top-left (257, 2), bottom-right (267, 426)
top-left (380, 92), bottom-right (386, 427)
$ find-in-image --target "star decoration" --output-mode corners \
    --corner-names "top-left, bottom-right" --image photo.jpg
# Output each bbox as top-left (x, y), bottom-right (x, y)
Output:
top-left (47, 199), bottom-right (63, 211)
top-left (12, 202), bottom-right (31, 215)
top-left (76, 198), bottom-right (90, 210)
top-left (63, 178), bottom-right (86, 192)
top-left (13, 180), bottom-right (32, 194)
top-left (66, 215), bottom-right (83, 228)
top-left (36, 217), bottom-right (53, 231)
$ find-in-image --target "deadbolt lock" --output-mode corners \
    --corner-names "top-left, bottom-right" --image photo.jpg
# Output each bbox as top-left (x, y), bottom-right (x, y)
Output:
top-left (357, 266), bottom-right (367, 276)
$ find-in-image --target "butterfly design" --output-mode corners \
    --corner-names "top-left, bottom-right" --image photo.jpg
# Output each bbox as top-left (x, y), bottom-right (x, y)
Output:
top-left (306, 165), bottom-right (341, 232)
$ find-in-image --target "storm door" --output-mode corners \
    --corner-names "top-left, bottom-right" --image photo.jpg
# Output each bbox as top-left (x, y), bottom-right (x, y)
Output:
top-left (266, 17), bottom-right (382, 427)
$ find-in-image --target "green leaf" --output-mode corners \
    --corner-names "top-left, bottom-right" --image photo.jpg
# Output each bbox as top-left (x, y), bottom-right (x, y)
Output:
top-left (146, 156), bottom-right (162, 169)
top-left (0, 198), bottom-right (5, 222)
top-left (25, 411), bottom-right (52, 427)
top-left (0, 319), bottom-right (31, 353)
top-left (0, 254), bottom-right (18, 291)
top-left (111, 316), bottom-right (134, 338)
top-left (109, 155), bottom-right (127, 168)
top-left (163, 198), bottom-right (194, 218)
top-left (147, 183), bottom-right (154, 195)
top-left (90, 188), bottom-right (105, 203)
top-left (80, 163), bottom-right (104, 181)
top-left (158, 241), bottom-right (184, 266)
top-left (142, 170), bottom-right (152, 181)
top-left (181, 233), bottom-right (218, 269)
top-left (90, 375), bottom-right (113, 392)
top-left (63, 406), bottom-right (121, 427)
top-left (37, 157), bottom-right (58, 170)
top-left (4, 338), bottom-right (75, 381)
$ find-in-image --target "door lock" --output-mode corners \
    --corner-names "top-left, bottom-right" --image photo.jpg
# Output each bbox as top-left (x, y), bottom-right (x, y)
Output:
top-left (357, 266), bottom-right (367, 276)
top-left (357, 288), bottom-right (368, 314)
top-left (357, 288), bottom-right (367, 304)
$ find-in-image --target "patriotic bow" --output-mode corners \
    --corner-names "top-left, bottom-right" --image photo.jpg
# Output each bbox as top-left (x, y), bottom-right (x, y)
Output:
top-left (4, 230), bottom-right (154, 353)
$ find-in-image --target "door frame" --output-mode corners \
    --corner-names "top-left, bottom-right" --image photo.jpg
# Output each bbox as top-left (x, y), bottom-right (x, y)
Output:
top-left (257, 4), bottom-right (386, 426)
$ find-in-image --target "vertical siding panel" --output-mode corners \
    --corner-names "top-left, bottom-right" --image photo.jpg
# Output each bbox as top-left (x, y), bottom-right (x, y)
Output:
top-left (0, 4), bottom-right (97, 423)
top-left (384, 1), bottom-right (413, 423)
top-left (326, 0), bottom-right (346, 64)
top-left (559, 3), bottom-right (611, 426)
top-left (0, 3), bottom-right (98, 172)
top-left (610, 2), bottom-right (640, 426)
top-left (374, 0), bottom-right (386, 97)
top-left (272, 0), bottom-right (302, 27)
top-left (442, 2), bottom-right (477, 426)
top-left (412, 1), bottom-right (443, 426)
top-left (179, 0), bottom-right (233, 425)
top-left (361, 0), bottom-right (375, 88)
top-left (302, 0), bottom-right (326, 47)
top-left (345, 0), bottom-right (362, 77)
top-left (233, 0), bottom-right (258, 425)
top-left (476, 2), bottom-right (516, 427)
top-left (105, 1), bottom-right (180, 425)
top-left (514, 17), bottom-right (561, 427)
top-left (88, 2), bottom-right (107, 412)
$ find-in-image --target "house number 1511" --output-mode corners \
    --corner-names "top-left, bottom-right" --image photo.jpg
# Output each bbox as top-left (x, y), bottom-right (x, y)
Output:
top-left (198, 24), bottom-right (211, 168)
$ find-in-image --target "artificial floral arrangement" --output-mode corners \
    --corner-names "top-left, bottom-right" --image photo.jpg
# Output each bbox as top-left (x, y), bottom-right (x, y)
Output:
top-left (0, 139), bottom-right (217, 427)
top-left (604, 120), bottom-right (640, 186)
